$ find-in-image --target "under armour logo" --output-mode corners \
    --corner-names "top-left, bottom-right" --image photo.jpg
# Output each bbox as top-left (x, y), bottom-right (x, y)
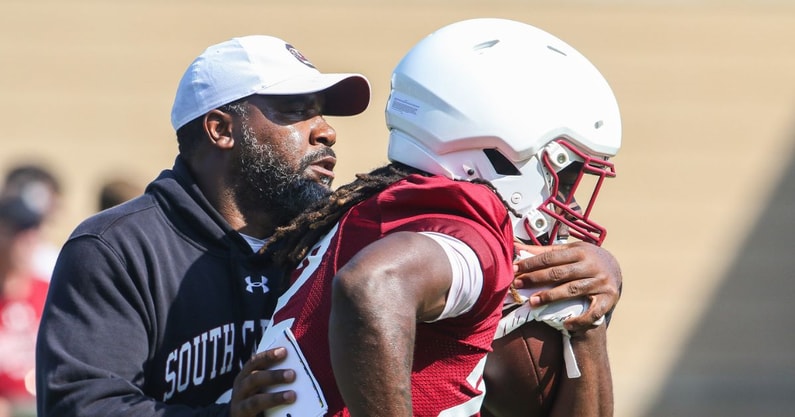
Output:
top-left (244, 276), bottom-right (269, 294)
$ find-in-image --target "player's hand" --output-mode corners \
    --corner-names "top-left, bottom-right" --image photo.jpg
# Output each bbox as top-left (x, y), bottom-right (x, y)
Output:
top-left (229, 347), bottom-right (297, 417)
top-left (513, 241), bottom-right (622, 332)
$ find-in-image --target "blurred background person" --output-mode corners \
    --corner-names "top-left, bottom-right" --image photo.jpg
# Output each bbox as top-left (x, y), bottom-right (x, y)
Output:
top-left (0, 196), bottom-right (49, 417)
top-left (1, 164), bottom-right (63, 282)
top-left (97, 178), bottom-right (143, 212)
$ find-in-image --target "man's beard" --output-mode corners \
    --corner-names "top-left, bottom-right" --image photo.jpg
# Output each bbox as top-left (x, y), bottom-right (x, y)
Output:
top-left (234, 125), bottom-right (333, 227)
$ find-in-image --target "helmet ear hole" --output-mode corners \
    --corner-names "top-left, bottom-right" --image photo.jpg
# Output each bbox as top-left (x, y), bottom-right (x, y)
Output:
top-left (484, 149), bottom-right (520, 175)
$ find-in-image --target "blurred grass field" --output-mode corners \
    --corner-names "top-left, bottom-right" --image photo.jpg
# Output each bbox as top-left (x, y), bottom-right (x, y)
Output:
top-left (2, 1), bottom-right (794, 415)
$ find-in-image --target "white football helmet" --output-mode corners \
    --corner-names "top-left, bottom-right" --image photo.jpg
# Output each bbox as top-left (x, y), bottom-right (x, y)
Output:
top-left (386, 18), bottom-right (621, 245)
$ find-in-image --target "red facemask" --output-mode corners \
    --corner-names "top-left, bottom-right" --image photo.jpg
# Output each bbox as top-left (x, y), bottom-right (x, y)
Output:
top-left (523, 139), bottom-right (616, 246)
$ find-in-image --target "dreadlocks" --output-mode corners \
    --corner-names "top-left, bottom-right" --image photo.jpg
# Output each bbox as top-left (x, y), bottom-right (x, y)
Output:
top-left (258, 163), bottom-right (424, 270)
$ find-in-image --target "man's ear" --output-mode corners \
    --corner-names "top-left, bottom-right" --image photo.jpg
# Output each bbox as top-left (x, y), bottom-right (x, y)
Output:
top-left (203, 109), bottom-right (236, 149)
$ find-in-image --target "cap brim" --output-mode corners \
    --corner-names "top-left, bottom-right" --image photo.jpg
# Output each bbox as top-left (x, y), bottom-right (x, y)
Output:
top-left (255, 73), bottom-right (370, 116)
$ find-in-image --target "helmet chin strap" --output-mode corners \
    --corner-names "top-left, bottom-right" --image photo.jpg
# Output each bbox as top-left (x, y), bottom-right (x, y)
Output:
top-left (517, 216), bottom-right (553, 246)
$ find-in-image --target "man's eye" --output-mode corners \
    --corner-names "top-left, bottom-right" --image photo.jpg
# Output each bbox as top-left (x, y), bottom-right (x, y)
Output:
top-left (286, 104), bottom-right (319, 117)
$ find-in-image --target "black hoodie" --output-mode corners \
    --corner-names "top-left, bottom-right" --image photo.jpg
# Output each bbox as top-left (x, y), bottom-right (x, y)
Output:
top-left (36, 156), bottom-right (283, 416)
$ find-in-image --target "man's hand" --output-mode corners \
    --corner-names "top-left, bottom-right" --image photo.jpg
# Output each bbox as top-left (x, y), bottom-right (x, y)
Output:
top-left (229, 347), bottom-right (297, 417)
top-left (513, 241), bottom-right (622, 332)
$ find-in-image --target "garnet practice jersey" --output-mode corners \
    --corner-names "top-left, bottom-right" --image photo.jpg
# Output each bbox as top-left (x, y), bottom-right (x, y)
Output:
top-left (0, 278), bottom-right (48, 402)
top-left (271, 175), bottom-right (515, 416)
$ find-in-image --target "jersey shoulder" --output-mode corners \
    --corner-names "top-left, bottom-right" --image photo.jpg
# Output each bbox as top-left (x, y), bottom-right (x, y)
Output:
top-left (377, 174), bottom-right (509, 228)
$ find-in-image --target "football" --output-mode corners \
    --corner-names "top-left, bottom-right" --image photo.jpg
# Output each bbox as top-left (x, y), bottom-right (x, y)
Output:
top-left (481, 320), bottom-right (564, 417)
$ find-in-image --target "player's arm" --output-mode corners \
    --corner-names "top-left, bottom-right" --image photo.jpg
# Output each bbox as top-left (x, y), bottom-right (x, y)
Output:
top-left (513, 241), bottom-right (622, 331)
top-left (549, 324), bottom-right (613, 417)
top-left (329, 231), bottom-right (452, 417)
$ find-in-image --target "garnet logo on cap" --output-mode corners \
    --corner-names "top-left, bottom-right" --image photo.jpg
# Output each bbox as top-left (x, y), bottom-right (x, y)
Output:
top-left (285, 44), bottom-right (317, 69)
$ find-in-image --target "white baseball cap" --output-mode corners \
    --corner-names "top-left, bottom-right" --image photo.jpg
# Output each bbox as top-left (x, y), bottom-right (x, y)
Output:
top-left (171, 35), bottom-right (371, 130)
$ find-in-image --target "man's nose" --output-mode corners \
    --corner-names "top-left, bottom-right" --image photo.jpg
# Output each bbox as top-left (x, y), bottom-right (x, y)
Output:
top-left (310, 116), bottom-right (337, 147)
